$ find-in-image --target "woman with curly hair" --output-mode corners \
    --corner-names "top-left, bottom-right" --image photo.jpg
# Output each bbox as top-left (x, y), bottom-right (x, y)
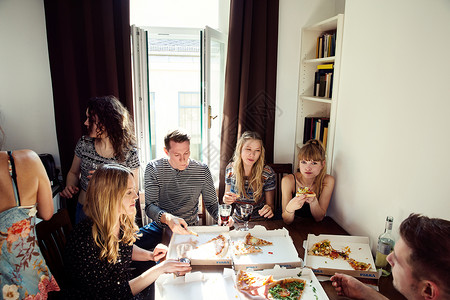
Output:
top-left (223, 131), bottom-right (276, 221)
top-left (281, 139), bottom-right (335, 224)
top-left (60, 96), bottom-right (140, 223)
top-left (63, 164), bottom-right (191, 299)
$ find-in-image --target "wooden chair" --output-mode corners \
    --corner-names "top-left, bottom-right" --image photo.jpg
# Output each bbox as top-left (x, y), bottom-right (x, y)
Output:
top-left (36, 208), bottom-right (73, 289)
top-left (268, 163), bottom-right (293, 212)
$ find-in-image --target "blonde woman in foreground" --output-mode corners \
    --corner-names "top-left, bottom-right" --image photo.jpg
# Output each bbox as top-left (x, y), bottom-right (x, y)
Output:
top-left (62, 164), bottom-right (190, 299)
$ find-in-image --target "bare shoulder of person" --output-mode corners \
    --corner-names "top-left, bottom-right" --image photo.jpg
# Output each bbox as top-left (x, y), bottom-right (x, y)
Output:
top-left (323, 174), bottom-right (335, 186)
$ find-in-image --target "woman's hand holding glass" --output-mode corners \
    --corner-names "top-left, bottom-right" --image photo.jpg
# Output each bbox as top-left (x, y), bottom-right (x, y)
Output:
top-left (158, 259), bottom-right (192, 276)
top-left (223, 192), bottom-right (238, 204)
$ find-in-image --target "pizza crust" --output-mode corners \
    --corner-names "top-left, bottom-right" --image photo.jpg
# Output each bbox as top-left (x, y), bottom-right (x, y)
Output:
top-left (296, 187), bottom-right (316, 198)
top-left (245, 233), bottom-right (273, 246)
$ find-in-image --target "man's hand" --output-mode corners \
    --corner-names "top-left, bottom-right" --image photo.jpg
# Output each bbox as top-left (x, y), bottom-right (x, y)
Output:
top-left (163, 213), bottom-right (190, 235)
top-left (331, 273), bottom-right (387, 300)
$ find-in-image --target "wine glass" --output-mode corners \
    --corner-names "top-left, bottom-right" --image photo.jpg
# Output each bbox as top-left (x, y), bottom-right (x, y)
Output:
top-left (240, 204), bottom-right (253, 231)
top-left (219, 204), bottom-right (232, 226)
top-left (176, 243), bottom-right (192, 276)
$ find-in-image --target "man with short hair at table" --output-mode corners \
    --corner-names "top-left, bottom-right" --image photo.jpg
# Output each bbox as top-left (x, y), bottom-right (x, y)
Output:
top-left (331, 213), bottom-right (450, 300)
top-left (134, 128), bottom-right (220, 251)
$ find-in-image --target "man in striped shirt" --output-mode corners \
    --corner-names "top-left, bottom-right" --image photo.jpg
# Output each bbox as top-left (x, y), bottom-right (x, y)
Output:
top-left (135, 129), bottom-right (219, 251)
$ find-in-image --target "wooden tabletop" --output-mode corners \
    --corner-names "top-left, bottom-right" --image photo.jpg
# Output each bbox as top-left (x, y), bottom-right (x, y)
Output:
top-left (162, 217), bottom-right (406, 300)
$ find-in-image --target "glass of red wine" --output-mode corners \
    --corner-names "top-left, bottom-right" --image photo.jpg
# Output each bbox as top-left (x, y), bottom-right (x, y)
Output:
top-left (240, 204), bottom-right (253, 231)
top-left (219, 204), bottom-right (232, 226)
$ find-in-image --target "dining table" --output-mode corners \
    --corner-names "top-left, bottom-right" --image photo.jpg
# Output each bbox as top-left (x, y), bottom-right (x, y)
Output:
top-left (160, 216), bottom-right (407, 300)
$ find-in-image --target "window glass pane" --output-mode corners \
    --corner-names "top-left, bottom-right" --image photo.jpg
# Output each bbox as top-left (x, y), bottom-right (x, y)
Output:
top-left (179, 92), bottom-right (201, 160)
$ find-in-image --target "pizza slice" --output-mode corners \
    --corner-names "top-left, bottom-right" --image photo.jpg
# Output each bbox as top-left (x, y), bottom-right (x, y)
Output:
top-left (347, 258), bottom-right (372, 271)
top-left (296, 187), bottom-right (316, 198)
top-left (309, 239), bottom-right (370, 271)
top-left (266, 278), bottom-right (307, 300)
top-left (190, 234), bottom-right (228, 258)
top-left (308, 239), bottom-right (334, 256)
top-left (245, 233), bottom-right (273, 246)
top-left (236, 270), bottom-right (274, 298)
top-left (232, 240), bottom-right (263, 256)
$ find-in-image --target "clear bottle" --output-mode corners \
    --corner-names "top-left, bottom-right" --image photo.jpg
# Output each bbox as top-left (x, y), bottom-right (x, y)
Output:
top-left (375, 216), bottom-right (395, 276)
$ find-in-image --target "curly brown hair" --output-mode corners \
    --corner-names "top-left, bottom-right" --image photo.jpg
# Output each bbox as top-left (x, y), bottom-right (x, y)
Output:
top-left (87, 96), bottom-right (137, 162)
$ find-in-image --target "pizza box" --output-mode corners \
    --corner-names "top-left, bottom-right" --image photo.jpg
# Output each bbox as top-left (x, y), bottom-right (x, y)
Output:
top-left (229, 225), bottom-right (303, 271)
top-left (232, 265), bottom-right (329, 300)
top-left (166, 226), bottom-right (232, 265)
top-left (155, 268), bottom-right (239, 300)
top-left (303, 234), bottom-right (380, 280)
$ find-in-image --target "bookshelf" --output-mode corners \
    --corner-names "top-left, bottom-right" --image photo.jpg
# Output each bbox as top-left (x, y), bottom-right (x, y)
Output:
top-left (295, 14), bottom-right (344, 173)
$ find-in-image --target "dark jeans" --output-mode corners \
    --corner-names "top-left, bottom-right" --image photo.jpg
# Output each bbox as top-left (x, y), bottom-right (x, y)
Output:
top-left (75, 202), bottom-right (87, 224)
top-left (131, 222), bottom-right (164, 300)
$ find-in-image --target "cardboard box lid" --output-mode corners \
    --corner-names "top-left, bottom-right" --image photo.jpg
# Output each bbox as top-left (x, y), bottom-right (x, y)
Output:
top-left (233, 266), bottom-right (329, 300)
top-left (167, 226), bottom-right (232, 265)
top-left (155, 268), bottom-right (239, 299)
top-left (303, 234), bottom-right (380, 280)
top-left (230, 226), bottom-right (303, 271)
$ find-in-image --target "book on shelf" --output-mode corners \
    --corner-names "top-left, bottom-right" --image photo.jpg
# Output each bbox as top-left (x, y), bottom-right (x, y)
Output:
top-left (323, 127), bottom-right (328, 149)
top-left (316, 31), bottom-right (336, 59)
top-left (303, 117), bottom-right (330, 146)
top-left (317, 63), bottom-right (334, 70)
top-left (314, 66), bottom-right (334, 98)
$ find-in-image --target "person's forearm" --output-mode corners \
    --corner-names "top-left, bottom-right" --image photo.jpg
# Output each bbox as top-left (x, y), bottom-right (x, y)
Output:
top-left (282, 209), bottom-right (295, 224)
top-left (131, 245), bottom-right (152, 261)
top-left (65, 171), bottom-right (79, 187)
top-left (309, 198), bottom-right (326, 221)
top-left (129, 263), bottom-right (164, 295)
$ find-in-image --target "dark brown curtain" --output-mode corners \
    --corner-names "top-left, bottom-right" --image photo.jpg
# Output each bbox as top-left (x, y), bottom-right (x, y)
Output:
top-left (44, 0), bottom-right (133, 177)
top-left (218, 0), bottom-right (279, 202)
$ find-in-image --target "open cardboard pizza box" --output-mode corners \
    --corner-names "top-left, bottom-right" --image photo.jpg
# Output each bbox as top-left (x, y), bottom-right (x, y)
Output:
top-left (166, 226), bottom-right (232, 265)
top-left (155, 266), bottom-right (327, 300)
top-left (229, 226), bottom-right (303, 271)
top-left (303, 234), bottom-right (380, 280)
top-left (232, 266), bottom-right (329, 300)
top-left (155, 268), bottom-right (239, 300)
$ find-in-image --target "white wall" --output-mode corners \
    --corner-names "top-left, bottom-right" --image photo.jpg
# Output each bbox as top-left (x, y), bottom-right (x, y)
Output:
top-left (274, 0), bottom-right (344, 163)
top-left (329, 0), bottom-right (450, 249)
top-left (0, 0), bottom-right (59, 166)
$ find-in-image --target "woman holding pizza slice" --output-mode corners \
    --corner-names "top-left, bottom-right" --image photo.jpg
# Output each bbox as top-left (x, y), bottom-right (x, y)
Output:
top-left (223, 131), bottom-right (276, 222)
top-left (281, 139), bottom-right (335, 224)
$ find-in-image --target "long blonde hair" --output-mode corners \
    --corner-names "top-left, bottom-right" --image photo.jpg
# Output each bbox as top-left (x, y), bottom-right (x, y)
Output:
top-left (232, 131), bottom-right (265, 202)
top-left (84, 164), bottom-right (139, 264)
top-left (297, 139), bottom-right (327, 198)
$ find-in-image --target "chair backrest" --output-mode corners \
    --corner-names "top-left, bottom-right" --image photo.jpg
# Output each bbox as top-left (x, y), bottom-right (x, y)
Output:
top-left (268, 163), bottom-right (293, 212)
top-left (36, 208), bottom-right (73, 288)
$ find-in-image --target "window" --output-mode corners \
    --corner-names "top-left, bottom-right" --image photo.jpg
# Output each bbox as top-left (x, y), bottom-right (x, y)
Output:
top-left (179, 92), bottom-right (201, 160)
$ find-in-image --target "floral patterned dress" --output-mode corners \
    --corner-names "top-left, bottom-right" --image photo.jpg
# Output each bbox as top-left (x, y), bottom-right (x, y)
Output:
top-left (0, 151), bottom-right (59, 299)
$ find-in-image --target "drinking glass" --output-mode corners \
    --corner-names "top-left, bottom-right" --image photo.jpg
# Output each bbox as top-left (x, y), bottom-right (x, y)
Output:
top-left (239, 204), bottom-right (253, 231)
top-left (219, 204), bottom-right (232, 226)
top-left (176, 243), bottom-right (193, 259)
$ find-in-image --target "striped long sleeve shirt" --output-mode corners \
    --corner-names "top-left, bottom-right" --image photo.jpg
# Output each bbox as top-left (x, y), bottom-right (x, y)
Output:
top-left (144, 158), bottom-right (218, 227)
